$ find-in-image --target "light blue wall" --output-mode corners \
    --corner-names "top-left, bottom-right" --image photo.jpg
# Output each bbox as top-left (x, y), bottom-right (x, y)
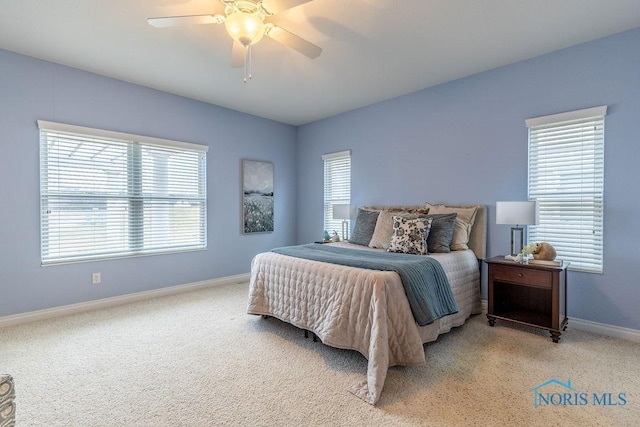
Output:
top-left (3, 27), bottom-right (640, 331)
top-left (296, 28), bottom-right (640, 331)
top-left (0, 49), bottom-right (297, 317)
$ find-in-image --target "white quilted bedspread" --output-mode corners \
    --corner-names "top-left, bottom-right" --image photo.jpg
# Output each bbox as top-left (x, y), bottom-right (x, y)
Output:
top-left (246, 244), bottom-right (480, 405)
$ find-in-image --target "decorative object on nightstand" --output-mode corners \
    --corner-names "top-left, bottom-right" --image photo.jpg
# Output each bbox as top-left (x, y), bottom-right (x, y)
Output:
top-left (485, 256), bottom-right (569, 343)
top-left (332, 203), bottom-right (357, 241)
top-left (496, 201), bottom-right (539, 256)
top-left (526, 242), bottom-right (561, 266)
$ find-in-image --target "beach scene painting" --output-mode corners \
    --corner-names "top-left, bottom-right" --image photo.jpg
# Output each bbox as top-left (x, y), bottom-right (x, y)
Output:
top-left (242, 159), bottom-right (274, 233)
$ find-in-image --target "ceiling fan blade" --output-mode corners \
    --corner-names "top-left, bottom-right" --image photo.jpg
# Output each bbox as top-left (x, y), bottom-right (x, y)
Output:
top-left (266, 25), bottom-right (322, 59)
top-left (147, 14), bottom-right (224, 28)
top-left (231, 42), bottom-right (245, 68)
top-left (261, 0), bottom-right (314, 14)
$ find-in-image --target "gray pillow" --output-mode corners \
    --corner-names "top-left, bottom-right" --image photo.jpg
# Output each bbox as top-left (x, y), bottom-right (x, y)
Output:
top-left (423, 213), bottom-right (457, 253)
top-left (349, 209), bottom-right (380, 246)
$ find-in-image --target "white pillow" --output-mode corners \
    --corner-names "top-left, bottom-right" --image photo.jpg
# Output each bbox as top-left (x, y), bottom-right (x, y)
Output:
top-left (369, 211), bottom-right (395, 249)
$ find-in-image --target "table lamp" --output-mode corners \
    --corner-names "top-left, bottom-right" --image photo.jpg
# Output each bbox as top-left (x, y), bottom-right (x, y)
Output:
top-left (496, 201), bottom-right (539, 256)
top-left (332, 204), bottom-right (357, 241)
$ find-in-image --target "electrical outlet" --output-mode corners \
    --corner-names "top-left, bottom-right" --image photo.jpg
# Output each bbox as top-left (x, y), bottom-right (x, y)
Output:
top-left (92, 272), bottom-right (101, 284)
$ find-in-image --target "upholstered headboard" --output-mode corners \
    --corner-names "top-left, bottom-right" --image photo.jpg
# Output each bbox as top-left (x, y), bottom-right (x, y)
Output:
top-left (467, 205), bottom-right (487, 260)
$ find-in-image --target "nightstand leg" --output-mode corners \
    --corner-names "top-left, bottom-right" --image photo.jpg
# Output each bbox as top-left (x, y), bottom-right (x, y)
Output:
top-left (486, 315), bottom-right (496, 327)
top-left (550, 331), bottom-right (561, 343)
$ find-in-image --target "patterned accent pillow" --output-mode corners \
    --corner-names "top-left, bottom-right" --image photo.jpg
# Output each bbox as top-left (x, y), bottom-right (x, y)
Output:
top-left (0, 374), bottom-right (16, 425)
top-left (387, 216), bottom-right (432, 255)
top-left (349, 209), bottom-right (380, 246)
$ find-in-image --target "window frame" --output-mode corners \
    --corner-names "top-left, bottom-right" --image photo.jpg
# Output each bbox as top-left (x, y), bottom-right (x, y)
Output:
top-left (38, 120), bottom-right (208, 265)
top-left (322, 150), bottom-right (351, 237)
top-left (526, 106), bottom-right (606, 273)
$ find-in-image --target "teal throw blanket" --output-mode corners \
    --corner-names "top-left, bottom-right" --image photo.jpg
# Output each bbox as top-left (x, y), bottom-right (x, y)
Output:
top-left (271, 244), bottom-right (458, 326)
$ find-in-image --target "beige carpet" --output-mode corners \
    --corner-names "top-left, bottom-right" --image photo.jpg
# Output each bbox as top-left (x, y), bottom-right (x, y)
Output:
top-left (1, 282), bottom-right (639, 426)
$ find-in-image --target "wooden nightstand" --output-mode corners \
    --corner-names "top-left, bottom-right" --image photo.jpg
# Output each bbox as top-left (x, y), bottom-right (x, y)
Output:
top-left (485, 256), bottom-right (569, 343)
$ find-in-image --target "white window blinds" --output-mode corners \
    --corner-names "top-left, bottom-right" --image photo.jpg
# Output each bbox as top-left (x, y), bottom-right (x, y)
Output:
top-left (526, 106), bottom-right (606, 273)
top-left (322, 150), bottom-right (351, 236)
top-left (38, 121), bottom-right (208, 265)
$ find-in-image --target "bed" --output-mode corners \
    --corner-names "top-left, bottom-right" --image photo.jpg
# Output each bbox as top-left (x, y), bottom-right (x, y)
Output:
top-left (247, 204), bottom-right (486, 405)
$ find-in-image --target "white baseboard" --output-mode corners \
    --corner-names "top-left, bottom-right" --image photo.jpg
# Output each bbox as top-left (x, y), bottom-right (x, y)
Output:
top-left (6, 287), bottom-right (638, 343)
top-left (480, 299), bottom-right (640, 343)
top-left (0, 273), bottom-right (251, 329)
top-left (568, 317), bottom-right (640, 343)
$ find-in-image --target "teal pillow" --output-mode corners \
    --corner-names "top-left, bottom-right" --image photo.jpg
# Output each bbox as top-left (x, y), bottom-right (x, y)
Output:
top-left (423, 213), bottom-right (457, 253)
top-left (349, 209), bottom-right (380, 246)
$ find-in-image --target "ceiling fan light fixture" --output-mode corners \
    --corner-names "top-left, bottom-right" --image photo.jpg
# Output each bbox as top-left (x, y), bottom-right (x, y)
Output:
top-left (224, 10), bottom-right (265, 46)
top-left (148, 0), bottom-right (322, 83)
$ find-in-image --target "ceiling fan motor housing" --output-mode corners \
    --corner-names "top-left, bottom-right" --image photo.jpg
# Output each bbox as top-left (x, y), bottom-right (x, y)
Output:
top-left (224, 1), bottom-right (267, 46)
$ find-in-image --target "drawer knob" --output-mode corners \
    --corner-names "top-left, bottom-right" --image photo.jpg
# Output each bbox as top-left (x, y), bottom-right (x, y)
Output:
top-left (518, 273), bottom-right (523, 277)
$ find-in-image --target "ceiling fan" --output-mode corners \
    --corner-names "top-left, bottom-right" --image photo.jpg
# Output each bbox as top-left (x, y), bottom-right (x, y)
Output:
top-left (148, 0), bottom-right (322, 82)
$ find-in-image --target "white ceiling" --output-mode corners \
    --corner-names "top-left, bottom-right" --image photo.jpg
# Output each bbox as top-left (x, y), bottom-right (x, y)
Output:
top-left (1, 0), bottom-right (639, 125)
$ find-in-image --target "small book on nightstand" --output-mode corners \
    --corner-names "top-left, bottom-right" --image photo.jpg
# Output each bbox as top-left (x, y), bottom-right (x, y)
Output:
top-left (528, 259), bottom-right (563, 267)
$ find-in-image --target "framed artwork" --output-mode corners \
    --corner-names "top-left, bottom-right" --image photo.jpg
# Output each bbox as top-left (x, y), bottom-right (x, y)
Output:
top-left (242, 159), bottom-right (274, 233)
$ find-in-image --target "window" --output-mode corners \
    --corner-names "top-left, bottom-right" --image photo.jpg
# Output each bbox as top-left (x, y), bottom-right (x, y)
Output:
top-left (526, 106), bottom-right (606, 273)
top-left (38, 121), bottom-right (207, 265)
top-left (322, 150), bottom-right (351, 236)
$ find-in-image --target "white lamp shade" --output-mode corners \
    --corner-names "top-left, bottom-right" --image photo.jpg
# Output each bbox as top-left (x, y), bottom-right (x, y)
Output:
top-left (496, 201), bottom-right (539, 225)
top-left (332, 204), bottom-right (357, 220)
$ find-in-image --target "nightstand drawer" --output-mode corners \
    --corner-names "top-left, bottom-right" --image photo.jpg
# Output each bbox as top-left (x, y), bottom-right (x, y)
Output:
top-left (492, 264), bottom-right (552, 288)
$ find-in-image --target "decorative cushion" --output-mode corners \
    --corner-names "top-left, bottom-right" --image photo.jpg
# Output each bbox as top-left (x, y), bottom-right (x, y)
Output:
top-left (424, 213), bottom-right (457, 253)
top-left (368, 208), bottom-right (430, 249)
top-left (368, 211), bottom-right (396, 249)
top-left (349, 209), bottom-right (380, 246)
top-left (387, 216), bottom-right (432, 255)
top-left (451, 218), bottom-right (472, 250)
top-left (425, 204), bottom-right (479, 250)
top-left (0, 374), bottom-right (16, 426)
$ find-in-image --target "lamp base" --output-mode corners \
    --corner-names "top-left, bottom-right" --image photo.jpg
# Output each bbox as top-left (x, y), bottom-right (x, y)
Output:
top-left (510, 226), bottom-right (524, 256)
top-left (341, 220), bottom-right (349, 241)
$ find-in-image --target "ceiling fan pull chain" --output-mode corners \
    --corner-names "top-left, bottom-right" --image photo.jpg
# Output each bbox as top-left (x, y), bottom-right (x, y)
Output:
top-left (248, 44), bottom-right (253, 81)
top-left (243, 44), bottom-right (253, 83)
top-left (243, 45), bottom-right (249, 83)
